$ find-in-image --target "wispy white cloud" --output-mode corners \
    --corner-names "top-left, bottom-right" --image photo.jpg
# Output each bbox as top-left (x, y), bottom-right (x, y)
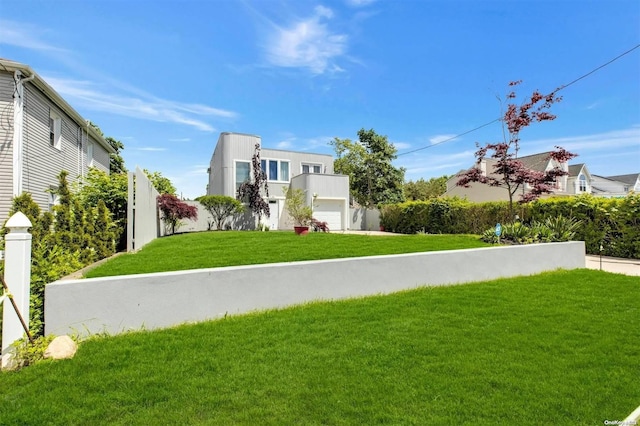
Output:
top-left (393, 142), bottom-right (411, 150)
top-left (345, 0), bottom-right (377, 7)
top-left (135, 147), bottom-right (167, 152)
top-left (186, 165), bottom-right (209, 176)
top-left (44, 76), bottom-right (237, 132)
top-left (521, 127), bottom-right (640, 155)
top-left (269, 134), bottom-right (334, 152)
top-left (169, 138), bottom-right (191, 142)
top-left (2, 19), bottom-right (236, 133)
top-left (0, 19), bottom-right (67, 52)
top-left (276, 139), bottom-right (294, 149)
top-left (398, 149), bottom-right (476, 179)
top-left (429, 134), bottom-right (459, 145)
top-left (264, 6), bottom-right (348, 74)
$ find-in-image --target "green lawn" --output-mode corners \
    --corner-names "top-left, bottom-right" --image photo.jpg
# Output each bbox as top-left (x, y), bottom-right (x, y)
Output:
top-left (1, 269), bottom-right (638, 425)
top-left (86, 231), bottom-right (490, 277)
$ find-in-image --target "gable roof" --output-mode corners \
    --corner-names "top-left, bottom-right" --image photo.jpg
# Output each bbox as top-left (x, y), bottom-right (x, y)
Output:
top-left (0, 58), bottom-right (115, 154)
top-left (568, 163), bottom-right (588, 178)
top-left (517, 151), bottom-right (552, 172)
top-left (605, 174), bottom-right (639, 185)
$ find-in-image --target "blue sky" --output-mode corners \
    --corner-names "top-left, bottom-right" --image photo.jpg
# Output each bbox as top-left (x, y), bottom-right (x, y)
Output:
top-left (1, 0), bottom-right (639, 199)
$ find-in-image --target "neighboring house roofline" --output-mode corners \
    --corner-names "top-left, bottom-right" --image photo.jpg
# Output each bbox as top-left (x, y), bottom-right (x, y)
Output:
top-left (604, 173), bottom-right (639, 185)
top-left (0, 58), bottom-right (115, 154)
top-left (592, 174), bottom-right (620, 182)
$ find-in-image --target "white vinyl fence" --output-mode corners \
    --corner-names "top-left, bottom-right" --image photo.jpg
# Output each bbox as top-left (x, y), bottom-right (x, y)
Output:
top-left (127, 166), bottom-right (163, 252)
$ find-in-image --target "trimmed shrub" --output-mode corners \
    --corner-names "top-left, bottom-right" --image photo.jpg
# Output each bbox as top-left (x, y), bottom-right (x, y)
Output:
top-left (380, 194), bottom-right (640, 258)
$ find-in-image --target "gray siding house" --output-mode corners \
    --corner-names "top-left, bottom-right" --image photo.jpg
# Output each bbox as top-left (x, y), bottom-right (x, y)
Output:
top-left (207, 132), bottom-right (349, 230)
top-left (0, 58), bottom-right (114, 223)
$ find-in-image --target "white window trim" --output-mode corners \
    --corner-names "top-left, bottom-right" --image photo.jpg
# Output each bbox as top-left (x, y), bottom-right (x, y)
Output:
top-left (50, 110), bottom-right (62, 150)
top-left (301, 162), bottom-right (324, 174)
top-left (578, 174), bottom-right (587, 192)
top-left (48, 186), bottom-right (59, 212)
top-left (261, 158), bottom-right (291, 182)
top-left (87, 141), bottom-right (94, 167)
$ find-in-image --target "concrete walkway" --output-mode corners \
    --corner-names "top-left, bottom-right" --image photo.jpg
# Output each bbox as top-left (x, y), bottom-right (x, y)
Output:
top-left (585, 255), bottom-right (640, 276)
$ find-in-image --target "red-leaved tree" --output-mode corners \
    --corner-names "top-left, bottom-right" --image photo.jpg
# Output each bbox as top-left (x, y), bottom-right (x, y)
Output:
top-left (157, 193), bottom-right (198, 234)
top-left (237, 143), bottom-right (270, 219)
top-left (457, 81), bottom-right (577, 218)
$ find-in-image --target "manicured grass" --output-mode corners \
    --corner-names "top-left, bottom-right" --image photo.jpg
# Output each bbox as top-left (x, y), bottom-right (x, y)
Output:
top-left (86, 231), bottom-right (490, 277)
top-left (1, 270), bottom-right (638, 424)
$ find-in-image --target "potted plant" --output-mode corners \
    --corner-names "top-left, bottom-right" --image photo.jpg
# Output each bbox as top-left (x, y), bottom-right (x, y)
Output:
top-left (284, 187), bottom-right (313, 235)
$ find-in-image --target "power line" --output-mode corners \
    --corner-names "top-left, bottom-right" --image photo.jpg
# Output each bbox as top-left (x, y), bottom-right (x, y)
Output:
top-left (398, 119), bottom-right (500, 156)
top-left (396, 43), bottom-right (640, 157)
top-left (556, 44), bottom-right (640, 91)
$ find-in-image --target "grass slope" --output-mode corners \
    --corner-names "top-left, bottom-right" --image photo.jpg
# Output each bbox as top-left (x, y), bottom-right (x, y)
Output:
top-left (1, 270), bottom-right (638, 425)
top-left (86, 232), bottom-right (489, 277)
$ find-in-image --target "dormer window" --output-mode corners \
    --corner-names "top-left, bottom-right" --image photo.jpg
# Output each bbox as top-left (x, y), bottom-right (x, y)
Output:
top-left (579, 175), bottom-right (587, 192)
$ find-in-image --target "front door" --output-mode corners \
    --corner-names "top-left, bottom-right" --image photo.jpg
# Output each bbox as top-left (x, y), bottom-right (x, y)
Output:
top-left (268, 200), bottom-right (279, 230)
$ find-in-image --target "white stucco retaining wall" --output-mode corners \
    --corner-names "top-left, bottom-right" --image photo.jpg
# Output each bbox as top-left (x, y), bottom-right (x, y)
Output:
top-left (45, 242), bottom-right (585, 337)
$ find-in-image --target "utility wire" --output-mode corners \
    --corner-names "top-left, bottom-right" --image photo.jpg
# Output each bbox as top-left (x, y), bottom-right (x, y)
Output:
top-left (398, 119), bottom-right (500, 156)
top-left (397, 43), bottom-right (640, 157)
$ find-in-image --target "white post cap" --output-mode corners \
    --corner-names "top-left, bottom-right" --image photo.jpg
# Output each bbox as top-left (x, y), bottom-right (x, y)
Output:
top-left (5, 212), bottom-right (32, 231)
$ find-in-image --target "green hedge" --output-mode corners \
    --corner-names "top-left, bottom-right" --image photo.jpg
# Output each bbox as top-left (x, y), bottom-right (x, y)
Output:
top-left (380, 194), bottom-right (640, 258)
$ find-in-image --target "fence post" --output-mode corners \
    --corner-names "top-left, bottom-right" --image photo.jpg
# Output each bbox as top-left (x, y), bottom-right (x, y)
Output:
top-left (1, 212), bottom-right (33, 369)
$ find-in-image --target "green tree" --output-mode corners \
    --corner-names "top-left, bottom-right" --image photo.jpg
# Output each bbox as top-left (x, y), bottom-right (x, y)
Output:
top-left (106, 137), bottom-right (126, 174)
top-left (76, 168), bottom-right (128, 250)
top-left (331, 128), bottom-right (405, 207)
top-left (196, 195), bottom-right (244, 231)
top-left (88, 121), bottom-right (126, 174)
top-left (404, 176), bottom-right (449, 201)
top-left (144, 169), bottom-right (177, 195)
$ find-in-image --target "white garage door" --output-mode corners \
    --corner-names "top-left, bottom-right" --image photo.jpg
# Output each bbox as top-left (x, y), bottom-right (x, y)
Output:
top-left (313, 200), bottom-right (344, 231)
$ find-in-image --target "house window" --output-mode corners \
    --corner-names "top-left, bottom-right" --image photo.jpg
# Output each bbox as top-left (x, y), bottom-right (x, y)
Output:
top-left (49, 111), bottom-right (62, 150)
top-left (260, 159), bottom-right (290, 181)
top-left (302, 163), bottom-right (322, 174)
top-left (235, 161), bottom-right (250, 197)
top-left (48, 187), bottom-right (59, 212)
top-left (579, 175), bottom-right (587, 192)
top-left (269, 160), bottom-right (278, 181)
top-left (87, 142), bottom-right (94, 167)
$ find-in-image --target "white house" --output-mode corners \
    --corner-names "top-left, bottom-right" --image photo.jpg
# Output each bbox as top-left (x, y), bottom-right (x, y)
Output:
top-left (0, 58), bottom-right (114, 224)
top-left (207, 132), bottom-right (349, 230)
top-left (591, 173), bottom-right (640, 197)
top-left (444, 151), bottom-right (584, 202)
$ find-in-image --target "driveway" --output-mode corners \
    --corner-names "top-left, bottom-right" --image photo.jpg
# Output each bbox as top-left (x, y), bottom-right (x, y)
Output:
top-left (585, 255), bottom-right (640, 276)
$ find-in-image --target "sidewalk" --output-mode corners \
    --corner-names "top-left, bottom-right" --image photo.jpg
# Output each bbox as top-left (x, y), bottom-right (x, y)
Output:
top-left (585, 255), bottom-right (640, 276)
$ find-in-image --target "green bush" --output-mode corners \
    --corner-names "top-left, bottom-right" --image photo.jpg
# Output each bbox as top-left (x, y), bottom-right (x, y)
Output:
top-left (1, 172), bottom-right (118, 340)
top-left (380, 194), bottom-right (640, 258)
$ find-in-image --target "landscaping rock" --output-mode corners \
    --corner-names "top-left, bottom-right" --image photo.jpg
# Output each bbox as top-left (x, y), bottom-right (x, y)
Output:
top-left (44, 335), bottom-right (77, 360)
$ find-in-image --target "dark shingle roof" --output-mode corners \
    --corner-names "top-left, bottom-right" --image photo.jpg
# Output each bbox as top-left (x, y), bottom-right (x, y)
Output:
top-left (518, 152), bottom-right (552, 172)
top-left (605, 174), bottom-right (639, 185)
top-left (568, 164), bottom-right (585, 177)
